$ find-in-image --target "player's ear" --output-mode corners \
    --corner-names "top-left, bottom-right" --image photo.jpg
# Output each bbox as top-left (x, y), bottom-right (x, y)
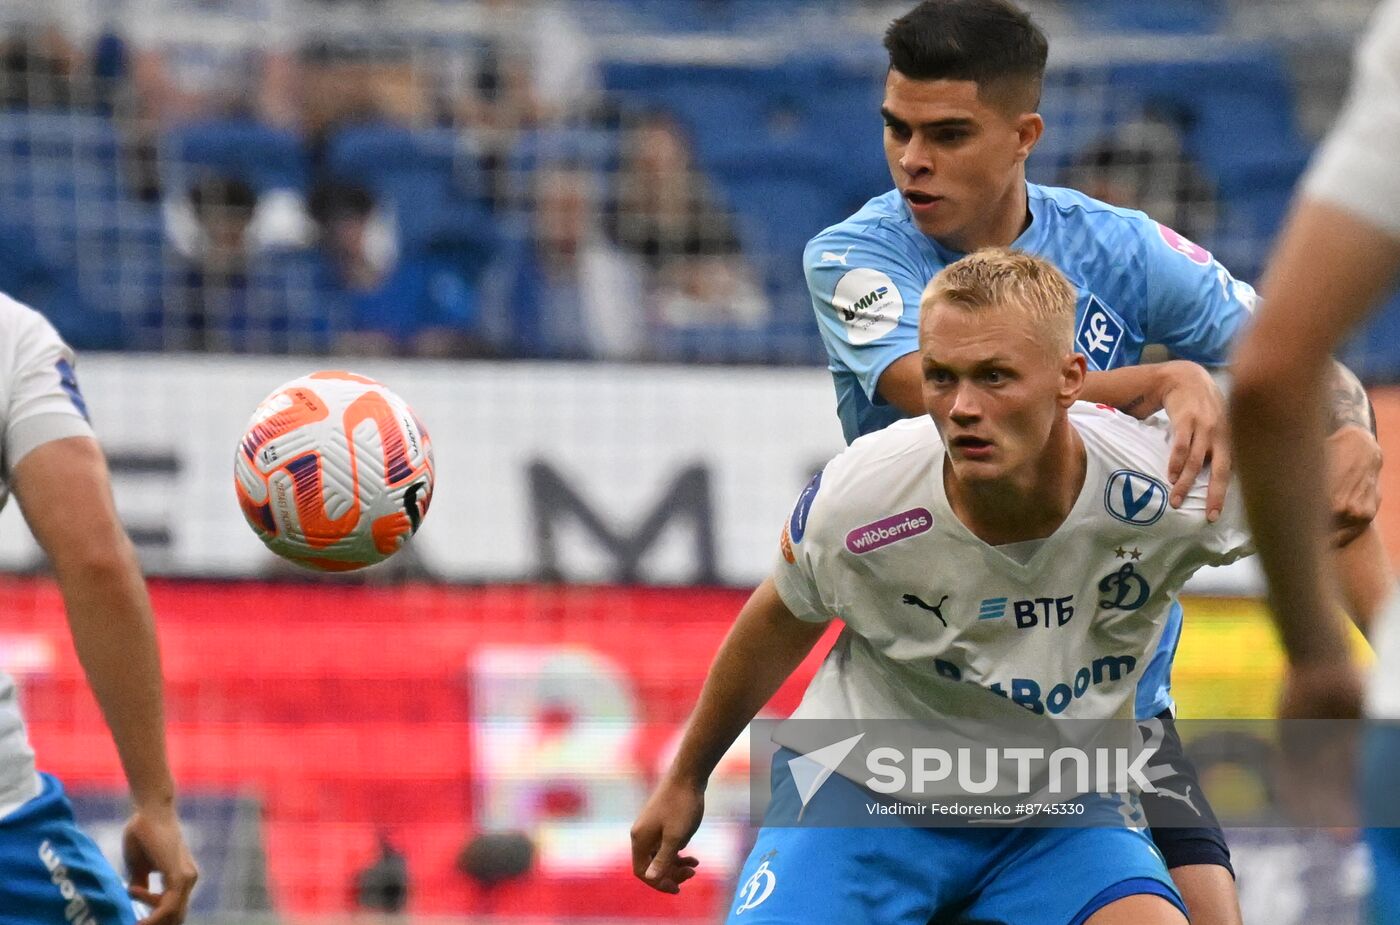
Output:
top-left (1014, 113), bottom-right (1044, 162)
top-left (1058, 352), bottom-right (1087, 407)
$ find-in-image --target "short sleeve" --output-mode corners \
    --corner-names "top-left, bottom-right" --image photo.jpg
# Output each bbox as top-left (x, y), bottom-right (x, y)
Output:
top-left (770, 471), bottom-right (834, 624)
top-left (1140, 220), bottom-right (1257, 365)
top-left (804, 228), bottom-right (926, 403)
top-left (1201, 482), bottom-right (1254, 566)
top-left (2, 305), bottom-right (95, 476)
top-left (1303, 0), bottom-right (1400, 239)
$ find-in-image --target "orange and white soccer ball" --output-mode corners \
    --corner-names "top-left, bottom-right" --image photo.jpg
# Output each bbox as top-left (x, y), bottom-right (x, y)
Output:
top-left (234, 371), bottom-right (435, 571)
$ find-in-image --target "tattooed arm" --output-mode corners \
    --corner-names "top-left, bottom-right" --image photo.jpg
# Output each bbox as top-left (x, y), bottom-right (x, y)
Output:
top-left (1325, 360), bottom-right (1382, 546)
top-left (1330, 360), bottom-right (1378, 435)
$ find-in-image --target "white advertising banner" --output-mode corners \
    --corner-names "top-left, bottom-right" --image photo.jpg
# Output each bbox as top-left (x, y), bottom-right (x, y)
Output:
top-left (0, 354), bottom-right (1261, 593)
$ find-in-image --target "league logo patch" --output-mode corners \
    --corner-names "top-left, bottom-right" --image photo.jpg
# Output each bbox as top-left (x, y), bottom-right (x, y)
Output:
top-left (54, 358), bottom-right (89, 421)
top-left (1074, 295), bottom-right (1125, 371)
top-left (1156, 223), bottom-right (1212, 266)
top-left (789, 471), bottom-right (823, 544)
top-left (1104, 469), bottom-right (1168, 526)
top-left (779, 523), bottom-right (795, 564)
top-left (845, 508), bottom-right (933, 554)
top-left (831, 267), bottom-right (902, 345)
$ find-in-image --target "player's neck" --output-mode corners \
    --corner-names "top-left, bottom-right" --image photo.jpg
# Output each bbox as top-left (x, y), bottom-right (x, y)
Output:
top-left (944, 421), bottom-right (1086, 547)
top-left (933, 175), bottom-right (1031, 254)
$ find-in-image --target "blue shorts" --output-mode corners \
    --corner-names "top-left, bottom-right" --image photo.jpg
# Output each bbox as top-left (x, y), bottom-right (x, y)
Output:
top-left (725, 750), bottom-right (1185, 925)
top-left (1364, 723), bottom-right (1400, 925)
top-left (0, 773), bottom-right (136, 925)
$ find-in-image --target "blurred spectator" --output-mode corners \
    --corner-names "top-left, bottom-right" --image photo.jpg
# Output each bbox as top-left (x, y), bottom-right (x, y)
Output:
top-left (158, 173), bottom-right (330, 352)
top-left (297, 1), bottom-right (432, 144)
top-left (457, 0), bottom-right (602, 134)
top-left (0, 26), bottom-right (82, 110)
top-left (160, 174), bottom-right (259, 350)
top-left (127, 0), bottom-right (300, 128)
top-left (607, 112), bottom-right (769, 330)
top-left (499, 163), bottom-right (647, 359)
top-left (455, 0), bottom-right (605, 206)
top-left (1058, 115), bottom-right (1220, 244)
top-left (0, 2), bottom-right (115, 111)
top-left (310, 181), bottom-right (490, 358)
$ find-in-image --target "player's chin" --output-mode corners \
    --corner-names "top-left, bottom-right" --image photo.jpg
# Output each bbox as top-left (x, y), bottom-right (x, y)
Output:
top-left (948, 452), bottom-right (1002, 479)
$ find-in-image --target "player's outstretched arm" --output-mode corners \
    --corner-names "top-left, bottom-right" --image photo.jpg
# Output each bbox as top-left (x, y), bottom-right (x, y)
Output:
top-left (631, 578), bottom-right (828, 894)
top-left (879, 351), bottom-right (1234, 517)
top-left (1233, 199), bottom-right (1400, 713)
top-left (11, 436), bottom-right (198, 925)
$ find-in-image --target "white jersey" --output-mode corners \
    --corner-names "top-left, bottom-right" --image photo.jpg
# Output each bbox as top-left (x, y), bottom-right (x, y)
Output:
top-left (0, 294), bottom-right (96, 817)
top-left (771, 405), bottom-right (1250, 774)
top-left (1302, 0), bottom-right (1400, 240)
top-left (1300, 0), bottom-right (1400, 718)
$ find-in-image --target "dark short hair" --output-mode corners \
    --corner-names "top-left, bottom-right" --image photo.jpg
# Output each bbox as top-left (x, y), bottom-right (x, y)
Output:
top-left (308, 181), bottom-right (376, 225)
top-left (188, 174), bottom-right (258, 217)
top-left (884, 0), bottom-right (1048, 110)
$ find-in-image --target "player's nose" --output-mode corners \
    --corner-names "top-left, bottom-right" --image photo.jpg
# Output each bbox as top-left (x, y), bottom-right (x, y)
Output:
top-left (899, 137), bottom-right (933, 176)
top-left (948, 386), bottom-right (980, 421)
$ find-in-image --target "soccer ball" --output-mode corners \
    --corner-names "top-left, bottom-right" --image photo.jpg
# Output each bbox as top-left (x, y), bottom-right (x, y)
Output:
top-left (234, 371), bottom-right (435, 571)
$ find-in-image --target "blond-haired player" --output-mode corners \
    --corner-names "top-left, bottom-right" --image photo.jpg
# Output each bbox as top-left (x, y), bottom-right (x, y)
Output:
top-left (634, 248), bottom-right (1252, 924)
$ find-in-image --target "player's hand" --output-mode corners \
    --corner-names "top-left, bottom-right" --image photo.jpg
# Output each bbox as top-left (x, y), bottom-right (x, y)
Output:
top-left (1279, 656), bottom-right (1365, 721)
top-left (1326, 425), bottom-right (1382, 547)
top-left (1276, 657), bottom-right (1365, 828)
top-left (1156, 361), bottom-right (1231, 520)
top-left (630, 777), bottom-right (704, 894)
top-left (123, 805), bottom-right (199, 925)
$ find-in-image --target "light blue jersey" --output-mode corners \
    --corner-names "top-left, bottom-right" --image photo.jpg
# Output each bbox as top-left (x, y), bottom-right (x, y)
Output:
top-left (805, 183), bottom-right (1257, 719)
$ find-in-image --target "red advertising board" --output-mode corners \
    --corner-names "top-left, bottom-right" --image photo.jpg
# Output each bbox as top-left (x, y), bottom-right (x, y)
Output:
top-left (2, 577), bottom-right (835, 918)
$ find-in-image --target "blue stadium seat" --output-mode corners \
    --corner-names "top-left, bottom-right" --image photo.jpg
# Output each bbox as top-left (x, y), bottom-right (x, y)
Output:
top-left (509, 126), bottom-right (618, 173)
top-left (1108, 50), bottom-right (1308, 242)
top-left (0, 112), bottom-right (124, 242)
top-left (323, 123), bottom-right (494, 253)
top-left (619, 0), bottom-right (840, 33)
top-left (1062, 0), bottom-right (1226, 33)
top-left (604, 54), bottom-right (889, 204)
top-left (162, 119), bottom-right (310, 194)
top-left (1344, 293), bottom-right (1400, 383)
top-left (0, 112), bottom-right (143, 346)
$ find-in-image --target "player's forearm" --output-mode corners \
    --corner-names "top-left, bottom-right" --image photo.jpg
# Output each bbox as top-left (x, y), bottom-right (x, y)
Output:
top-left (1232, 357), bottom-right (1348, 663)
top-left (1078, 364), bottom-right (1178, 418)
top-left (667, 579), bottom-right (827, 787)
top-left (1234, 200), bottom-right (1400, 664)
top-left (55, 541), bottom-right (177, 809)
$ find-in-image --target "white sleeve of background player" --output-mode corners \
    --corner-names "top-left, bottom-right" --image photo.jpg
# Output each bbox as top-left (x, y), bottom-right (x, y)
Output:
top-left (1, 299), bottom-right (95, 478)
top-left (1303, 0), bottom-right (1400, 238)
top-left (770, 469), bottom-right (835, 624)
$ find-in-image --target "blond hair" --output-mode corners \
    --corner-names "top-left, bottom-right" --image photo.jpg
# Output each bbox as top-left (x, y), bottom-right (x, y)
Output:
top-left (921, 247), bottom-right (1077, 357)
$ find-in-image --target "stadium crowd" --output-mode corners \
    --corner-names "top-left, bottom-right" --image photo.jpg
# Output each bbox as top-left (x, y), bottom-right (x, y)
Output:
top-left (0, 0), bottom-right (1376, 370)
